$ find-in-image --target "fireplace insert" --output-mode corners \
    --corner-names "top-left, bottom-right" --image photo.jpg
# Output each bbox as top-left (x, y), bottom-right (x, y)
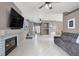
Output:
top-left (5, 36), bottom-right (17, 56)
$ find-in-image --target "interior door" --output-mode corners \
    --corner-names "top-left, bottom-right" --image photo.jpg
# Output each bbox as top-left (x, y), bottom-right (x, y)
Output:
top-left (40, 23), bottom-right (49, 35)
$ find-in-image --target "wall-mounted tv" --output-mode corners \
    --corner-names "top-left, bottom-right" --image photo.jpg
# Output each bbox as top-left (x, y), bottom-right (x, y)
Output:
top-left (9, 8), bottom-right (24, 29)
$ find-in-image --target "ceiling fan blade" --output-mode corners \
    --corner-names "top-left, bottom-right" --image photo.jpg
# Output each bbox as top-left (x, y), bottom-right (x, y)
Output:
top-left (39, 3), bottom-right (46, 9)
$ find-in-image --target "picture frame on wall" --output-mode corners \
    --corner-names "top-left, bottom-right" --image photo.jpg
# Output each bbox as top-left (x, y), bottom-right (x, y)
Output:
top-left (68, 18), bottom-right (75, 29)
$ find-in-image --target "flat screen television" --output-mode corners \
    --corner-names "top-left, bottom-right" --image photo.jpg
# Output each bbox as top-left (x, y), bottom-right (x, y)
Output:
top-left (9, 8), bottom-right (24, 29)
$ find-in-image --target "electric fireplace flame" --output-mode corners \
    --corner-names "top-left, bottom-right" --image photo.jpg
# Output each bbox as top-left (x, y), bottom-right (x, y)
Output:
top-left (5, 36), bottom-right (17, 56)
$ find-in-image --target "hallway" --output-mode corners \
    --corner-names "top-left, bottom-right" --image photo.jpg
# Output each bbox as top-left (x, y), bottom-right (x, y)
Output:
top-left (8, 35), bottom-right (69, 56)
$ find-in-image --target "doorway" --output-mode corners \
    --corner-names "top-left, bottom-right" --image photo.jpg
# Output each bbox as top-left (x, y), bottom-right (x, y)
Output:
top-left (40, 23), bottom-right (49, 35)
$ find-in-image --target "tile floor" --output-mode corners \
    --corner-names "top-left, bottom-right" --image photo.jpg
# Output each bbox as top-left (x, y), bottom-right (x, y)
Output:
top-left (8, 35), bottom-right (69, 56)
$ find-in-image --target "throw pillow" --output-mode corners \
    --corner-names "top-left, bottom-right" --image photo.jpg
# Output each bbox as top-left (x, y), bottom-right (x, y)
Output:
top-left (76, 36), bottom-right (79, 44)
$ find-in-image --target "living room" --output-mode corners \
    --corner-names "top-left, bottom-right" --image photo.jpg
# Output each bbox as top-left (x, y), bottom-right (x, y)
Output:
top-left (0, 2), bottom-right (79, 56)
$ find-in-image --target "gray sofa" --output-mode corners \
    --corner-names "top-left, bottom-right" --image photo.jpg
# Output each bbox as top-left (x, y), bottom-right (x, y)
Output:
top-left (54, 32), bottom-right (79, 56)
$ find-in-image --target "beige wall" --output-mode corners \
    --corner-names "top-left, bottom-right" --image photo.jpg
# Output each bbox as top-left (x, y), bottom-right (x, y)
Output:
top-left (63, 9), bottom-right (79, 33)
top-left (0, 2), bottom-right (29, 44)
top-left (56, 21), bottom-right (63, 35)
top-left (0, 2), bottom-right (22, 29)
top-left (39, 20), bottom-right (63, 35)
top-left (49, 21), bottom-right (63, 35)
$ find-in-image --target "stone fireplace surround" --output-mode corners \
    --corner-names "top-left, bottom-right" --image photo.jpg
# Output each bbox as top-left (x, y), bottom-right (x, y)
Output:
top-left (0, 30), bottom-right (25, 56)
top-left (0, 34), bottom-right (19, 56)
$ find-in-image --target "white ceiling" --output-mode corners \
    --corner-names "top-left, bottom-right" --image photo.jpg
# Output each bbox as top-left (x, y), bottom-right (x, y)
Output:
top-left (14, 2), bottom-right (79, 13)
top-left (14, 2), bottom-right (79, 22)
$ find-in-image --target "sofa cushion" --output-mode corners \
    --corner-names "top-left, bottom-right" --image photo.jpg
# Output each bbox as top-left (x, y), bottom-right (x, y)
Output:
top-left (61, 32), bottom-right (78, 43)
top-left (62, 32), bottom-right (78, 38)
top-left (61, 35), bottom-right (75, 42)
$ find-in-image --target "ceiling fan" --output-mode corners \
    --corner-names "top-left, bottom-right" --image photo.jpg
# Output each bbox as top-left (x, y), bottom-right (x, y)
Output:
top-left (39, 2), bottom-right (59, 10)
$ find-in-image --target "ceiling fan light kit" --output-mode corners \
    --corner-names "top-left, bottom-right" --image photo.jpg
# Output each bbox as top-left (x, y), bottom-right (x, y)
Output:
top-left (39, 2), bottom-right (53, 10)
top-left (45, 3), bottom-right (52, 9)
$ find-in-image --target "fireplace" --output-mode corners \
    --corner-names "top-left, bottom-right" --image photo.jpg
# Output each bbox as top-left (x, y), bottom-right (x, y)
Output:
top-left (5, 36), bottom-right (17, 56)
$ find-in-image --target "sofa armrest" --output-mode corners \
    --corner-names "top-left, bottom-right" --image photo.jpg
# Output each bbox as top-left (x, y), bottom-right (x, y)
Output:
top-left (54, 36), bottom-right (66, 49)
top-left (65, 42), bottom-right (79, 56)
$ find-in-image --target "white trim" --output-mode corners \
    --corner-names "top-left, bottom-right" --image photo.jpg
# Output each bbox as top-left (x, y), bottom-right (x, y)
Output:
top-left (68, 18), bottom-right (75, 29)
